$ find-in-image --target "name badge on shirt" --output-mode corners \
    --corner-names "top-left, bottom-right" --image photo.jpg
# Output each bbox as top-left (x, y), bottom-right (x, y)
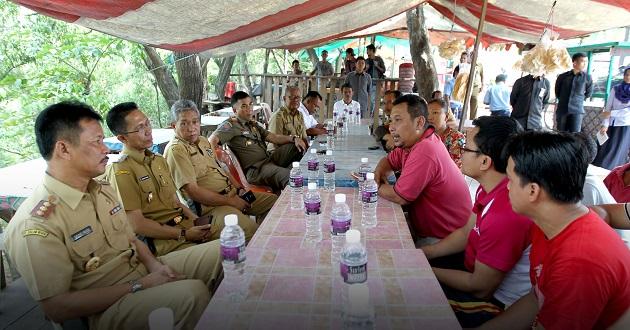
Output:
top-left (71, 226), bottom-right (93, 242)
top-left (538, 88), bottom-right (546, 98)
top-left (110, 204), bottom-right (122, 215)
top-left (139, 175), bottom-right (150, 181)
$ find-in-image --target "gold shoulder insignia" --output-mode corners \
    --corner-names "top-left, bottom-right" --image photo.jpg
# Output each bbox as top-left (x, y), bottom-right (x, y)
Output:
top-left (115, 170), bottom-right (131, 176)
top-left (30, 197), bottom-right (56, 219)
top-left (23, 229), bottom-right (49, 238)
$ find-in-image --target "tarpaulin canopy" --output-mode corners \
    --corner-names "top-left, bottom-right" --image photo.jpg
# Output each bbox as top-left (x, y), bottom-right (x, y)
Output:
top-left (13, 0), bottom-right (630, 57)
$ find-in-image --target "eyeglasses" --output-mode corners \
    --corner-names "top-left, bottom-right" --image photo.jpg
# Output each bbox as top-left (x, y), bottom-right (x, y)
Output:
top-left (124, 121), bottom-right (152, 135)
top-left (462, 146), bottom-right (482, 154)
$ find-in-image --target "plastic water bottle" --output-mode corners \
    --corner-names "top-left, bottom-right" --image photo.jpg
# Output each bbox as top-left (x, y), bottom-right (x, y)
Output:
top-left (354, 107), bottom-right (361, 125)
top-left (289, 162), bottom-right (304, 210)
top-left (337, 114), bottom-right (345, 140)
top-left (220, 214), bottom-right (247, 302)
top-left (347, 107), bottom-right (354, 126)
top-left (331, 193), bottom-right (351, 261)
top-left (361, 173), bottom-right (378, 229)
top-left (356, 158), bottom-right (371, 199)
top-left (340, 229), bottom-right (367, 284)
top-left (323, 150), bottom-right (336, 192)
top-left (304, 182), bottom-right (322, 244)
top-left (307, 149), bottom-right (319, 184)
top-left (342, 283), bottom-right (375, 330)
top-left (326, 120), bottom-right (335, 150)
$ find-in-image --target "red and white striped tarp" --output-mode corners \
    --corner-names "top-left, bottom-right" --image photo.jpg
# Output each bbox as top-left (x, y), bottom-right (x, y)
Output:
top-left (429, 0), bottom-right (630, 44)
top-left (14, 0), bottom-right (425, 57)
top-left (13, 0), bottom-right (630, 56)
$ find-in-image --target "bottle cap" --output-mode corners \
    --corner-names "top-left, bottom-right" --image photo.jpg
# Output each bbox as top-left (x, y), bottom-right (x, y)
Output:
top-left (326, 150), bottom-right (333, 156)
top-left (292, 162), bottom-right (300, 168)
top-left (361, 157), bottom-right (368, 163)
top-left (311, 148), bottom-right (317, 154)
top-left (366, 172), bottom-right (375, 180)
top-left (334, 193), bottom-right (346, 203)
top-left (308, 182), bottom-right (317, 190)
top-left (346, 229), bottom-right (360, 243)
top-left (225, 214), bottom-right (238, 226)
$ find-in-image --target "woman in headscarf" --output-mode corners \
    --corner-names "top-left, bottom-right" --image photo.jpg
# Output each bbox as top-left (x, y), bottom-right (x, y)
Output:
top-left (593, 67), bottom-right (630, 170)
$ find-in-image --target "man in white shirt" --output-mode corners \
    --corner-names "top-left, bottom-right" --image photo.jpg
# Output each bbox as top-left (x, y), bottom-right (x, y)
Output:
top-left (333, 83), bottom-right (361, 123)
top-left (298, 91), bottom-right (326, 137)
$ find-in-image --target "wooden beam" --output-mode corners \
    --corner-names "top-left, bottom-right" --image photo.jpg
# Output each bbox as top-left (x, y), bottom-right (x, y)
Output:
top-left (459, 0), bottom-right (488, 131)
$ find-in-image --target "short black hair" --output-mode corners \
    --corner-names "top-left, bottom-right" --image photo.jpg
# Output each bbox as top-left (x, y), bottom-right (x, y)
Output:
top-left (495, 74), bottom-right (507, 83)
top-left (572, 52), bottom-right (587, 62)
top-left (427, 98), bottom-right (448, 114)
top-left (384, 90), bottom-right (402, 99)
top-left (431, 90), bottom-right (442, 99)
top-left (303, 90), bottom-right (322, 102)
top-left (106, 102), bottom-right (138, 135)
top-left (356, 56), bottom-right (366, 62)
top-left (504, 131), bottom-right (588, 203)
top-left (472, 116), bottom-right (523, 173)
top-left (461, 52), bottom-right (468, 57)
top-left (231, 91), bottom-right (251, 107)
top-left (341, 83), bottom-right (353, 92)
top-left (576, 132), bottom-right (598, 164)
top-left (292, 59), bottom-right (299, 65)
top-left (393, 94), bottom-right (429, 128)
top-left (366, 44), bottom-right (376, 51)
top-left (35, 101), bottom-right (102, 160)
top-left (321, 50), bottom-right (328, 55)
top-left (345, 48), bottom-right (354, 55)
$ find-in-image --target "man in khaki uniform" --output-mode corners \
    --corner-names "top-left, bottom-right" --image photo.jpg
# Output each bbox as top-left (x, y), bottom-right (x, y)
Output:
top-left (4, 101), bottom-right (221, 329)
top-left (210, 91), bottom-right (307, 192)
top-left (164, 100), bottom-right (277, 241)
top-left (268, 86), bottom-right (309, 150)
top-left (104, 102), bottom-right (214, 256)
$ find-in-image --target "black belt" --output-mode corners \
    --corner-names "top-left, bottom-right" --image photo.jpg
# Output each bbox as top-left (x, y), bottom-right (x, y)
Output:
top-left (165, 215), bottom-right (184, 226)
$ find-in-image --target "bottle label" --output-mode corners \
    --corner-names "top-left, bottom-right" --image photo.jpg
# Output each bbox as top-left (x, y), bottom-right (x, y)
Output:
top-left (337, 121), bottom-right (344, 128)
top-left (308, 159), bottom-right (319, 171)
top-left (305, 200), bottom-right (321, 215)
top-left (361, 190), bottom-right (378, 204)
top-left (324, 163), bottom-right (336, 173)
top-left (221, 244), bottom-right (246, 264)
top-left (358, 171), bottom-right (367, 181)
top-left (290, 176), bottom-right (304, 188)
top-left (331, 218), bottom-right (351, 235)
top-left (340, 262), bottom-right (367, 284)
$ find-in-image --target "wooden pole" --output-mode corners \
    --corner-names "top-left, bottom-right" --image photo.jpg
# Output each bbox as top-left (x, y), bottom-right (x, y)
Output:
top-left (458, 0), bottom-right (488, 131)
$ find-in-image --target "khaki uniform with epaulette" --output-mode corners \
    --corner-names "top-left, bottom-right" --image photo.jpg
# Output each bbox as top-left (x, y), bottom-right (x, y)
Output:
top-left (163, 135), bottom-right (277, 241)
top-left (211, 116), bottom-right (303, 192)
top-left (4, 174), bottom-right (222, 330)
top-left (105, 147), bottom-right (200, 256)
top-left (268, 106), bottom-right (308, 150)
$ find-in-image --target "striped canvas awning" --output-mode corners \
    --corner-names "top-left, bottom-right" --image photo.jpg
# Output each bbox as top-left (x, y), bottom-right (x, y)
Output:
top-left (13, 0), bottom-right (630, 56)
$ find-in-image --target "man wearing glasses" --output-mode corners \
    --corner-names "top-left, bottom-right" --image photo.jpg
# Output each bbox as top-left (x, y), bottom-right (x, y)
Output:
top-left (268, 86), bottom-right (310, 149)
top-left (105, 102), bottom-right (218, 256)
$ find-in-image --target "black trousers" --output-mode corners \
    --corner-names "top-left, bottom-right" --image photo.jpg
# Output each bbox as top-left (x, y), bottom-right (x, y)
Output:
top-left (556, 112), bottom-right (584, 132)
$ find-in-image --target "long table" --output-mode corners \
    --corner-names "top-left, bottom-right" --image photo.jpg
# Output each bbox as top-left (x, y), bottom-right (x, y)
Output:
top-left (196, 187), bottom-right (459, 329)
top-left (302, 123), bottom-right (386, 187)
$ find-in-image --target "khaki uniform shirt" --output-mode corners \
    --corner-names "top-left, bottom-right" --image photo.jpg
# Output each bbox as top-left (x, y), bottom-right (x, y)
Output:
top-left (106, 147), bottom-right (186, 226)
top-left (268, 106), bottom-right (308, 147)
top-left (4, 174), bottom-right (144, 302)
top-left (163, 136), bottom-right (236, 215)
top-left (211, 117), bottom-right (270, 170)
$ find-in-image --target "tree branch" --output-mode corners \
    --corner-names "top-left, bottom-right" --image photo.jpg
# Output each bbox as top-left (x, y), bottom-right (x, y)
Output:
top-left (0, 146), bottom-right (24, 157)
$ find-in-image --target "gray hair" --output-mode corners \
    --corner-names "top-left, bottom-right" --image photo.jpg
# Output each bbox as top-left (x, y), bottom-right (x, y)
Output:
top-left (170, 100), bottom-right (199, 123)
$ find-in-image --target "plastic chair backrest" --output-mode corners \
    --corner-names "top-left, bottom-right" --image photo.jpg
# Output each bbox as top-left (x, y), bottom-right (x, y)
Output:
top-left (259, 102), bottom-right (272, 127)
top-left (214, 146), bottom-right (250, 189)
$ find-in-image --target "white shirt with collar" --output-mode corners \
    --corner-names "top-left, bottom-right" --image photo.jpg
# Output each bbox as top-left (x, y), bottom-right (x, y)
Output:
top-left (298, 102), bottom-right (319, 129)
top-left (333, 99), bottom-right (361, 119)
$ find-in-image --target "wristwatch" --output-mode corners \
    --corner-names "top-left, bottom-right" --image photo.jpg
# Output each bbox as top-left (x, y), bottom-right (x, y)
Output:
top-left (291, 135), bottom-right (297, 142)
top-left (129, 279), bottom-right (143, 293)
top-left (178, 229), bottom-right (186, 243)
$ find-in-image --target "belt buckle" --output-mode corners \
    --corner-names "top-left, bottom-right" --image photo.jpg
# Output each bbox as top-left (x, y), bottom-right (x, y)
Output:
top-left (173, 216), bottom-right (183, 225)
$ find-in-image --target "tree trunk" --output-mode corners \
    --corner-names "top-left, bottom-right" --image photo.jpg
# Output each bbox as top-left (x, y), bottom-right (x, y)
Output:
top-left (335, 47), bottom-right (344, 73)
top-left (406, 5), bottom-right (438, 100)
top-left (270, 50), bottom-right (283, 72)
top-left (174, 52), bottom-right (205, 111)
top-left (214, 55), bottom-right (236, 101)
top-left (240, 53), bottom-right (253, 93)
top-left (306, 48), bottom-right (319, 66)
top-left (142, 45), bottom-right (179, 107)
top-left (263, 49), bottom-right (271, 74)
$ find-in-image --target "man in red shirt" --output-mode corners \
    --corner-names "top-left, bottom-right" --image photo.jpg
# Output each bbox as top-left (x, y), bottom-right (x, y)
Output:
top-left (374, 94), bottom-right (471, 243)
top-left (480, 131), bottom-right (630, 330)
top-left (421, 116), bottom-right (531, 327)
top-left (604, 162), bottom-right (630, 202)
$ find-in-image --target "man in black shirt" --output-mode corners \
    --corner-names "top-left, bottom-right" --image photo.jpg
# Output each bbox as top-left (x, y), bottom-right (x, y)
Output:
top-left (554, 52), bottom-right (593, 133)
top-left (510, 74), bottom-right (550, 130)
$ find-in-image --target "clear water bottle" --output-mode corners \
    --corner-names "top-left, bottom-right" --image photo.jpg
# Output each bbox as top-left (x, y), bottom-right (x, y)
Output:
top-left (337, 114), bottom-right (345, 140)
top-left (342, 283), bottom-right (375, 330)
top-left (361, 173), bottom-right (378, 229)
top-left (357, 158), bottom-right (371, 199)
top-left (354, 107), bottom-right (361, 125)
top-left (307, 148), bottom-right (319, 184)
top-left (347, 107), bottom-right (354, 126)
top-left (289, 162), bottom-right (304, 210)
top-left (331, 193), bottom-right (351, 261)
top-left (340, 229), bottom-right (367, 284)
top-left (323, 150), bottom-right (336, 192)
top-left (220, 214), bottom-right (247, 302)
top-left (304, 182), bottom-right (322, 244)
top-left (326, 120), bottom-right (335, 150)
